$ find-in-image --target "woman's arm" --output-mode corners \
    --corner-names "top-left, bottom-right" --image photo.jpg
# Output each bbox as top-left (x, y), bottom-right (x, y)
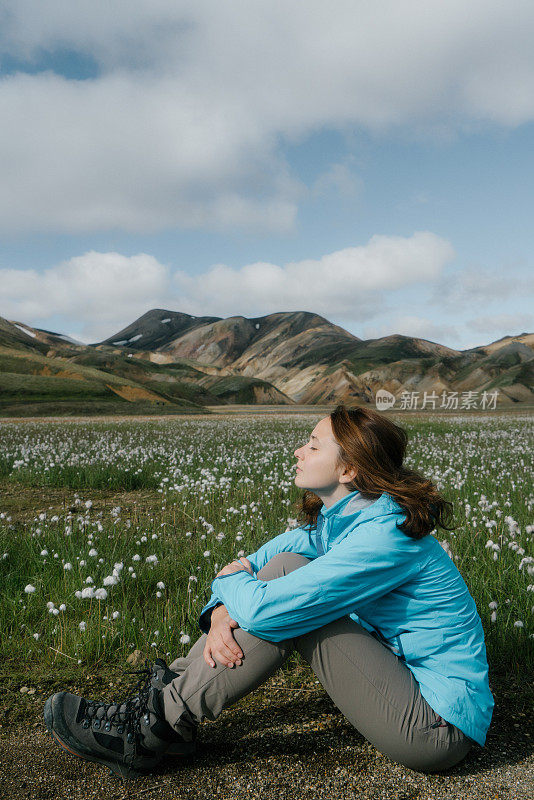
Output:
top-left (198, 524), bottom-right (318, 632)
top-left (207, 528), bottom-right (423, 642)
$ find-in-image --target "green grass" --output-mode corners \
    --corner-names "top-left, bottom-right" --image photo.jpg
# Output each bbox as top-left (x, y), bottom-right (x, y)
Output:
top-left (0, 413), bottom-right (532, 678)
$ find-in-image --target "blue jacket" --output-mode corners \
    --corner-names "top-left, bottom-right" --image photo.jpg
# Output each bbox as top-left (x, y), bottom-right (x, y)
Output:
top-left (199, 489), bottom-right (494, 747)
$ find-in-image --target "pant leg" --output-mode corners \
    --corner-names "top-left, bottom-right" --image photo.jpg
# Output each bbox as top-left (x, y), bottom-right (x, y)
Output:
top-left (168, 633), bottom-right (207, 674)
top-left (162, 552), bottom-right (473, 772)
top-left (293, 612), bottom-right (473, 772)
top-left (161, 554), bottom-right (306, 740)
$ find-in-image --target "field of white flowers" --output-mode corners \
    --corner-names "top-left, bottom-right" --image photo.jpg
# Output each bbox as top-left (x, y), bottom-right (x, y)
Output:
top-left (1, 413), bottom-right (532, 674)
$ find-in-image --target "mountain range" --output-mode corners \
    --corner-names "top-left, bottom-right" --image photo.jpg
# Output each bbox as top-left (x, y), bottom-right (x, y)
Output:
top-left (0, 309), bottom-right (532, 416)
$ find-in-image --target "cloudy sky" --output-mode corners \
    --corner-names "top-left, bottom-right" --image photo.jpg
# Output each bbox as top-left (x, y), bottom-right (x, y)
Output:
top-left (1, 0), bottom-right (533, 348)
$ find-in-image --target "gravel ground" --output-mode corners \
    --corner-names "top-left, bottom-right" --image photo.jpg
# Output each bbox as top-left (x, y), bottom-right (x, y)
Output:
top-left (1, 673), bottom-right (532, 800)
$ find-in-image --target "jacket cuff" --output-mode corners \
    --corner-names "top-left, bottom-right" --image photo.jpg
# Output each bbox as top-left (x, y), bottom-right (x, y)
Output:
top-left (198, 601), bottom-right (224, 634)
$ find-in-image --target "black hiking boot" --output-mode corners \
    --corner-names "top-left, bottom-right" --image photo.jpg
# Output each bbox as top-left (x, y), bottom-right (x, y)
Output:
top-left (44, 662), bottom-right (195, 779)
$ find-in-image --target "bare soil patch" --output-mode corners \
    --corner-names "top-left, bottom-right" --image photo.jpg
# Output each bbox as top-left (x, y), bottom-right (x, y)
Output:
top-left (0, 670), bottom-right (532, 800)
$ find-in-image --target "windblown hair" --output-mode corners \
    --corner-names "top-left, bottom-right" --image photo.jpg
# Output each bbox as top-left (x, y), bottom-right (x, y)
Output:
top-left (295, 404), bottom-right (455, 540)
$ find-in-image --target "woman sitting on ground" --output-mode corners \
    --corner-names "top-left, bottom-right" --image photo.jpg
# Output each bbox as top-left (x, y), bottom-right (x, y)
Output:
top-left (45, 404), bottom-right (494, 779)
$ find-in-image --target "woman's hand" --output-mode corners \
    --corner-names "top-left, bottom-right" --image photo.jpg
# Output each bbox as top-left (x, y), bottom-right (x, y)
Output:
top-left (215, 556), bottom-right (254, 579)
top-left (203, 605), bottom-right (243, 668)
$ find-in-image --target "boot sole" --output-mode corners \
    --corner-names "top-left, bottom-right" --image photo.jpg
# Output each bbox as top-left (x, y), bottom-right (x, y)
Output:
top-left (44, 694), bottom-right (147, 780)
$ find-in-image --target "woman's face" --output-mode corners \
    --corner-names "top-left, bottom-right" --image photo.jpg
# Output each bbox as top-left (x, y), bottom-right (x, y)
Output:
top-left (294, 416), bottom-right (356, 494)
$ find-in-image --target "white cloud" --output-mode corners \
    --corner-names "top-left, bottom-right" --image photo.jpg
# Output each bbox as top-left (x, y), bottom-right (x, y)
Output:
top-left (1, 2), bottom-right (534, 233)
top-left (173, 231), bottom-right (454, 318)
top-left (466, 313), bottom-right (534, 334)
top-left (430, 265), bottom-right (534, 309)
top-left (0, 231), bottom-right (454, 340)
top-left (312, 163), bottom-right (363, 198)
top-left (1, 252), bottom-right (170, 341)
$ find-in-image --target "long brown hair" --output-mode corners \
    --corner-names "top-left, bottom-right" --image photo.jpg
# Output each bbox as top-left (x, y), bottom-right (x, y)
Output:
top-left (295, 404), bottom-right (455, 540)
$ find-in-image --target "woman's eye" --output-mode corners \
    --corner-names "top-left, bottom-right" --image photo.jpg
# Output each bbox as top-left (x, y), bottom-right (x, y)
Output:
top-left (309, 446), bottom-right (317, 450)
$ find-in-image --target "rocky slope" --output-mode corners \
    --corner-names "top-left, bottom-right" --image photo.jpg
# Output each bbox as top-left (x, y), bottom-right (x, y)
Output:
top-left (1, 312), bottom-right (533, 413)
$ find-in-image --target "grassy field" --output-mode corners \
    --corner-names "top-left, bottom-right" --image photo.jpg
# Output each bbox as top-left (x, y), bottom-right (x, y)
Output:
top-left (0, 412), bottom-right (532, 681)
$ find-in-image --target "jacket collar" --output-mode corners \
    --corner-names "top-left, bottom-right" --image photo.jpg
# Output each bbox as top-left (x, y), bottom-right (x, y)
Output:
top-left (317, 489), bottom-right (403, 543)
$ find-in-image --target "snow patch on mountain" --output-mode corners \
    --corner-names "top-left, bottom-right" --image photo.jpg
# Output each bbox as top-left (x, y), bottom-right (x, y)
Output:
top-left (14, 324), bottom-right (36, 338)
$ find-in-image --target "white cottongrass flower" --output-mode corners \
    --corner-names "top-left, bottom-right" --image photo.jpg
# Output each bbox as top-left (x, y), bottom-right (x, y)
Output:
top-left (103, 575), bottom-right (118, 586)
top-left (488, 601), bottom-right (498, 610)
top-left (490, 611), bottom-right (497, 623)
top-left (439, 541), bottom-right (453, 558)
top-left (132, 554), bottom-right (141, 562)
top-left (85, 576), bottom-right (94, 584)
top-left (156, 591), bottom-right (162, 598)
top-left (94, 588), bottom-right (108, 600)
top-left (180, 634), bottom-right (191, 644)
top-left (79, 621), bottom-right (87, 632)
top-left (40, 549), bottom-right (48, 556)
top-left (146, 555), bottom-right (158, 564)
top-left (24, 584), bottom-right (36, 594)
top-left (203, 550), bottom-right (211, 558)
top-left (59, 604), bottom-right (66, 611)
top-left (85, 500), bottom-right (93, 509)
top-left (514, 620), bottom-right (524, 628)
top-left (63, 562), bottom-right (72, 571)
top-left (156, 581), bottom-right (165, 590)
top-left (46, 601), bottom-right (55, 610)
top-left (33, 632), bottom-right (40, 640)
top-left (81, 587), bottom-right (95, 599)
top-left (111, 611), bottom-right (120, 620)
top-left (88, 548), bottom-right (98, 557)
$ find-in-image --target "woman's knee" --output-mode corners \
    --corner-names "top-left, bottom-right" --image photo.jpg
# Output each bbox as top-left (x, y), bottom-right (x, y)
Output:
top-left (257, 552), bottom-right (310, 581)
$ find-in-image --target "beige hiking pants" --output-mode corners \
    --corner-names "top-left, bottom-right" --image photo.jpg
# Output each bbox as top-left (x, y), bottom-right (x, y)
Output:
top-left (162, 552), bottom-right (474, 773)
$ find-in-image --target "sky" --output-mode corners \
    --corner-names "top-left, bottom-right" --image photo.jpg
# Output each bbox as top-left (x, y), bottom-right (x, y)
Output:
top-left (0, 1), bottom-right (533, 349)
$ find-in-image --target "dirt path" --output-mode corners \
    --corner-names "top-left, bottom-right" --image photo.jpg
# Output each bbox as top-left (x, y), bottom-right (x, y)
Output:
top-left (1, 677), bottom-right (532, 800)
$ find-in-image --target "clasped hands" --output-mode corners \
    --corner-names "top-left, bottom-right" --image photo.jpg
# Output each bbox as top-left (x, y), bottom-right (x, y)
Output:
top-left (203, 557), bottom-right (253, 669)
top-left (214, 556), bottom-right (254, 579)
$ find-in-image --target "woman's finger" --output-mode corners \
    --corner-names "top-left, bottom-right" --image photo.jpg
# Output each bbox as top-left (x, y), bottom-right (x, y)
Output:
top-left (221, 629), bottom-right (243, 659)
top-left (216, 563), bottom-right (247, 577)
top-left (216, 636), bottom-right (241, 665)
top-left (203, 642), bottom-right (216, 668)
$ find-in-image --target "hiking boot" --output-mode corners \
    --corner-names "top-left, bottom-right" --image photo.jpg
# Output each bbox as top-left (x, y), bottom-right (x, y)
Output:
top-left (44, 678), bottom-right (195, 779)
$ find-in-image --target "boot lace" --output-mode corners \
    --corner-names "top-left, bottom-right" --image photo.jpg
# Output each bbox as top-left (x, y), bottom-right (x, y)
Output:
top-left (82, 659), bottom-right (156, 742)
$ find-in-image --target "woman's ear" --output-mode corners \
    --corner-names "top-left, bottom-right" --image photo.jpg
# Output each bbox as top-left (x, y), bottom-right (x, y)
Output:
top-left (340, 465), bottom-right (358, 484)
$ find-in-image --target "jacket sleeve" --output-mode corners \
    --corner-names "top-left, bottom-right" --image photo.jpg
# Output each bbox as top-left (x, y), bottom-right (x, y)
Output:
top-left (206, 528), bottom-right (423, 642)
top-left (198, 525), bottom-right (317, 632)
top-left (243, 524), bottom-right (318, 574)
